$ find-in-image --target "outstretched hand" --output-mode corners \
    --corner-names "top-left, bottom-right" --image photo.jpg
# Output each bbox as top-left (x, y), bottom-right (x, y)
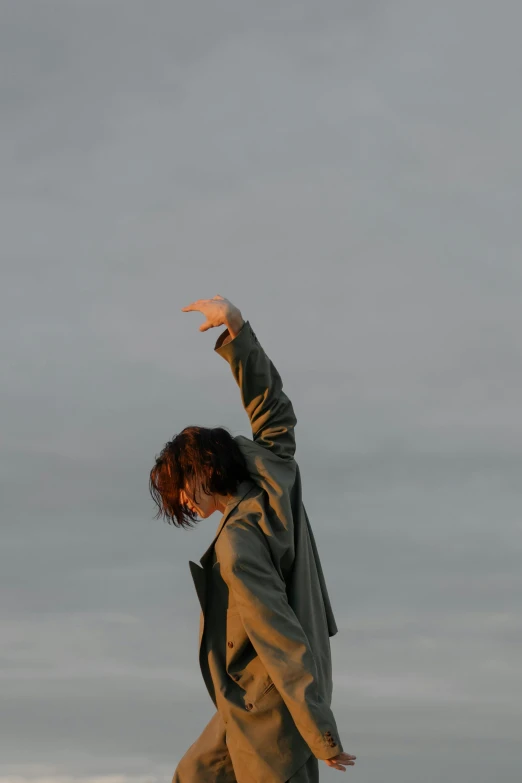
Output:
top-left (323, 751), bottom-right (357, 771)
top-left (181, 294), bottom-right (241, 332)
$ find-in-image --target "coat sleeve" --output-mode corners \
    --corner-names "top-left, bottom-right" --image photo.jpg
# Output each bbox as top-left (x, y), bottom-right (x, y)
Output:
top-left (214, 319), bottom-right (297, 460)
top-left (220, 516), bottom-right (344, 760)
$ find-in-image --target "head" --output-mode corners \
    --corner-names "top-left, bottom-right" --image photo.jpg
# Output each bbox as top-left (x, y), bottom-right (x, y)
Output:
top-left (149, 425), bottom-right (251, 530)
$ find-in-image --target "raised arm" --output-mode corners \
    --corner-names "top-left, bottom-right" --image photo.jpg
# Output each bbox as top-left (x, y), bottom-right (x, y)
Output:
top-left (214, 313), bottom-right (297, 460)
top-left (181, 295), bottom-right (297, 460)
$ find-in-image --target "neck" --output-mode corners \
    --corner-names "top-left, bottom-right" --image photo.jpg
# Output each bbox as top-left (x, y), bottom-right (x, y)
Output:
top-left (214, 493), bottom-right (232, 513)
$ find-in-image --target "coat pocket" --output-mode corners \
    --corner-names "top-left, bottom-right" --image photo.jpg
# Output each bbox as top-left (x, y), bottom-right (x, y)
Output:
top-left (253, 676), bottom-right (278, 709)
top-left (262, 679), bottom-right (276, 696)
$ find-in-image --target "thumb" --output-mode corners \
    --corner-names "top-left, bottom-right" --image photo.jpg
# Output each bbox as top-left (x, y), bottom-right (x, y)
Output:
top-left (199, 322), bottom-right (211, 332)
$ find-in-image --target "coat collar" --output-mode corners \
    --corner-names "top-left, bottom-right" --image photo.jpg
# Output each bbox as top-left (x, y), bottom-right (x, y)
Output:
top-left (198, 478), bottom-right (257, 569)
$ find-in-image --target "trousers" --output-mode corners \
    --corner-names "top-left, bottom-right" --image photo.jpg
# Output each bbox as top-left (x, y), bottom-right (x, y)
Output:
top-left (172, 709), bottom-right (319, 783)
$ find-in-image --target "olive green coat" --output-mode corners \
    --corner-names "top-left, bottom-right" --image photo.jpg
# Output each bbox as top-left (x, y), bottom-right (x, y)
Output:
top-left (188, 320), bottom-right (344, 783)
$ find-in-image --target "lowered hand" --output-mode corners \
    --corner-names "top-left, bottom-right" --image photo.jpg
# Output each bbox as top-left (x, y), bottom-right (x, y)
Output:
top-left (323, 751), bottom-right (356, 772)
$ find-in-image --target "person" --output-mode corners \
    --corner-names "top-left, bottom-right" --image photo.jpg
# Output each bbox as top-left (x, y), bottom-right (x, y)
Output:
top-left (149, 295), bottom-right (356, 782)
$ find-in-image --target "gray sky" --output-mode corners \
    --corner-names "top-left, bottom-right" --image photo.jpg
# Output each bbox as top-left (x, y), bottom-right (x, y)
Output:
top-left (1, 1), bottom-right (521, 781)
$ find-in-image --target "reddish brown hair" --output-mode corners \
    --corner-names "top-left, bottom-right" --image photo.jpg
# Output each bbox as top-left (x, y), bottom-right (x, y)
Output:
top-left (149, 425), bottom-right (250, 529)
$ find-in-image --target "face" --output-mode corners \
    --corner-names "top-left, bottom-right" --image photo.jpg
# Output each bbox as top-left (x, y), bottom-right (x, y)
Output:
top-left (180, 481), bottom-right (217, 519)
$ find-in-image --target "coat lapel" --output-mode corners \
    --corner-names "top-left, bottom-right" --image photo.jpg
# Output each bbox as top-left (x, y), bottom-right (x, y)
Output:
top-left (188, 478), bottom-right (256, 680)
top-left (198, 478), bottom-right (256, 570)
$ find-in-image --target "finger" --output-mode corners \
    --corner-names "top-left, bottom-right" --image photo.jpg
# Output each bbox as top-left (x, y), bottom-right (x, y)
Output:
top-left (181, 299), bottom-right (206, 311)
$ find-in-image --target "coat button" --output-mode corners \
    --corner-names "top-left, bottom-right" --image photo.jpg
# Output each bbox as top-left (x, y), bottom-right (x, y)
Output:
top-left (246, 703), bottom-right (253, 711)
top-left (228, 641), bottom-right (234, 648)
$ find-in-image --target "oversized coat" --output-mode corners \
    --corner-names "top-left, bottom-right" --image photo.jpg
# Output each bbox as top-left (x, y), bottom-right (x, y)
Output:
top-left (188, 319), bottom-right (344, 783)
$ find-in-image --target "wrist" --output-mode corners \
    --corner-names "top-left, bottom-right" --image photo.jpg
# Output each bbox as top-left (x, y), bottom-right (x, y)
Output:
top-left (225, 310), bottom-right (244, 338)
